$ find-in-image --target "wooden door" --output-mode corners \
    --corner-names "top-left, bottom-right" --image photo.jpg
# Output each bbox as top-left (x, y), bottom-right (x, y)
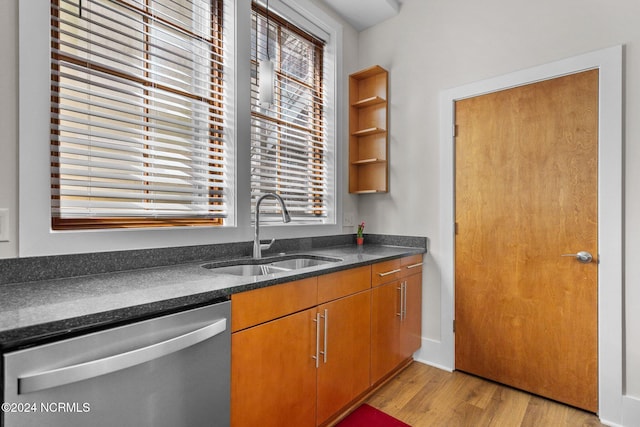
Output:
top-left (231, 308), bottom-right (317, 427)
top-left (316, 291), bottom-right (371, 425)
top-left (454, 70), bottom-right (598, 412)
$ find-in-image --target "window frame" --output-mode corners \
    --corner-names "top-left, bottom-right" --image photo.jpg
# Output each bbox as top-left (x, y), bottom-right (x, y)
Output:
top-left (50, 0), bottom-right (230, 230)
top-left (18, 0), bottom-right (342, 257)
top-left (249, 0), bottom-right (336, 226)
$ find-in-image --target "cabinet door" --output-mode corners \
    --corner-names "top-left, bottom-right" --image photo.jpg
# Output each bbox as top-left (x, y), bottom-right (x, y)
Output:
top-left (316, 291), bottom-right (371, 425)
top-left (370, 281), bottom-right (403, 385)
top-left (401, 272), bottom-right (422, 357)
top-left (231, 308), bottom-right (317, 427)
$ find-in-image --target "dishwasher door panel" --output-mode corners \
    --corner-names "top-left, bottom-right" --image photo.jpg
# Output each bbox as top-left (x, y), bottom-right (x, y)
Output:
top-left (3, 301), bottom-right (230, 427)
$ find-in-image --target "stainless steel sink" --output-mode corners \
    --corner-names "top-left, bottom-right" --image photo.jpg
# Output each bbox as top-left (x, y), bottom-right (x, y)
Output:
top-left (267, 257), bottom-right (336, 270)
top-left (205, 264), bottom-right (289, 276)
top-left (201, 255), bottom-right (342, 276)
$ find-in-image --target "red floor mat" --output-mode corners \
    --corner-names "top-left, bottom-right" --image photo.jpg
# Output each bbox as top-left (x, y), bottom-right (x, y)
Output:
top-left (336, 404), bottom-right (411, 427)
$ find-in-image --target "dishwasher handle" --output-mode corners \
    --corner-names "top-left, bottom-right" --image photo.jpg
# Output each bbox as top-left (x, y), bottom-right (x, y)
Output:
top-left (18, 318), bottom-right (227, 395)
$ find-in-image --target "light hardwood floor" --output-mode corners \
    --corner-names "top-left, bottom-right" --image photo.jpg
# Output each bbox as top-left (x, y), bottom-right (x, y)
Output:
top-left (365, 362), bottom-right (607, 427)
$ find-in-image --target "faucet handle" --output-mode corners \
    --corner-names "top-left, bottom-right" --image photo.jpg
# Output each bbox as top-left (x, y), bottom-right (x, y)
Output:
top-left (260, 238), bottom-right (276, 251)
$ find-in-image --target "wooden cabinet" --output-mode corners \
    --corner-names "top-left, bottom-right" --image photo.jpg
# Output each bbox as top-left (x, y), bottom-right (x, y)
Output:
top-left (349, 65), bottom-right (389, 193)
top-left (316, 290), bottom-right (371, 425)
top-left (231, 267), bottom-right (371, 427)
top-left (231, 307), bottom-right (318, 427)
top-left (371, 254), bottom-right (423, 385)
top-left (315, 266), bottom-right (371, 425)
top-left (371, 258), bottom-right (401, 287)
top-left (318, 265), bottom-right (370, 304)
top-left (400, 256), bottom-right (423, 357)
top-left (231, 278), bottom-right (318, 427)
top-left (231, 257), bottom-right (420, 425)
top-left (371, 279), bottom-right (403, 384)
top-left (231, 277), bottom-right (318, 332)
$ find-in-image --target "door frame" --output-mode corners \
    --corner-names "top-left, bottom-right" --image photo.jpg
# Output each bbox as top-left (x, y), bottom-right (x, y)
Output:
top-left (438, 46), bottom-right (623, 423)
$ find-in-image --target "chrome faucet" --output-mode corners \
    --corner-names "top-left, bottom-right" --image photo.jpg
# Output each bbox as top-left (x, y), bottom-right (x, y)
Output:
top-left (253, 193), bottom-right (291, 258)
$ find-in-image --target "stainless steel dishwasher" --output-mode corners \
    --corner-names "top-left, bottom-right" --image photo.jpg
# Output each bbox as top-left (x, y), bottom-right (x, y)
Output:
top-left (2, 301), bottom-right (230, 427)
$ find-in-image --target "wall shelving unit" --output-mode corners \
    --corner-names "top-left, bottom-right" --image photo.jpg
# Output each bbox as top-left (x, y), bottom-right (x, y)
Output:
top-left (349, 65), bottom-right (389, 194)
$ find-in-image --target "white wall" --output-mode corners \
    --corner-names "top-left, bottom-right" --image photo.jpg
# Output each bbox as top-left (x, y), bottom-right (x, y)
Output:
top-left (355, 0), bottom-right (640, 411)
top-left (0, 0), bottom-right (359, 258)
top-left (0, 0), bottom-right (18, 259)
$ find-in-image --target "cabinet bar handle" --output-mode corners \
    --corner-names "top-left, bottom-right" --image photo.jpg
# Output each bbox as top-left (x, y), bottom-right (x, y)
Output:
top-left (403, 282), bottom-right (408, 320)
top-left (406, 262), bottom-right (423, 269)
top-left (397, 282), bottom-right (407, 321)
top-left (321, 309), bottom-right (328, 364)
top-left (379, 268), bottom-right (401, 277)
top-left (312, 312), bottom-right (321, 368)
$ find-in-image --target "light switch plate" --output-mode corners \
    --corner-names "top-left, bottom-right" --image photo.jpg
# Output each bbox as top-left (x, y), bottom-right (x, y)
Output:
top-left (343, 212), bottom-right (356, 227)
top-left (0, 209), bottom-right (9, 242)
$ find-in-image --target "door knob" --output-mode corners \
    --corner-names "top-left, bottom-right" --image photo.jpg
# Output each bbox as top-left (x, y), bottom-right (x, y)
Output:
top-left (561, 251), bottom-right (593, 264)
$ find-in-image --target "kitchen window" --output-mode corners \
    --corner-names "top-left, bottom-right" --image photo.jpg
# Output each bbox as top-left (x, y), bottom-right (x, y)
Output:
top-left (250, 2), bottom-right (332, 224)
top-left (50, 0), bottom-right (232, 230)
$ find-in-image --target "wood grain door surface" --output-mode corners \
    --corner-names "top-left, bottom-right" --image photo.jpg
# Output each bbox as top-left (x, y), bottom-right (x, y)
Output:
top-left (454, 70), bottom-right (598, 412)
top-left (401, 271), bottom-right (422, 356)
top-left (316, 291), bottom-right (371, 425)
top-left (371, 280), bottom-right (404, 384)
top-left (231, 308), bottom-right (317, 427)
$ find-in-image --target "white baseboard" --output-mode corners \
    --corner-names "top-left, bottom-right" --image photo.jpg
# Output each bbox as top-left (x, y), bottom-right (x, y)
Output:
top-left (413, 337), bottom-right (454, 372)
top-left (614, 394), bottom-right (640, 427)
top-left (412, 356), bottom-right (453, 373)
top-left (598, 419), bottom-right (623, 427)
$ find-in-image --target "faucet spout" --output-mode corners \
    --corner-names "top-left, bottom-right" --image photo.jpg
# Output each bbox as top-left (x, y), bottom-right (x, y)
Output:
top-left (253, 193), bottom-right (291, 259)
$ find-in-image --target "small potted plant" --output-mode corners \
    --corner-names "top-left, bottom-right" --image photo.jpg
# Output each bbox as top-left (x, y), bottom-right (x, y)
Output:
top-left (356, 221), bottom-right (365, 245)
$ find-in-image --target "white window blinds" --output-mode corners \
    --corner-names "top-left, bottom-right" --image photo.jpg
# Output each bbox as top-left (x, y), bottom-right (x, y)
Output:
top-left (250, 3), bottom-right (328, 224)
top-left (51, 0), bottom-right (230, 229)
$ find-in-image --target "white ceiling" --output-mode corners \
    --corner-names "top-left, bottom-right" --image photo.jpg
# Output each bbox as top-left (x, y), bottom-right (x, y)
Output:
top-left (322, 0), bottom-right (402, 31)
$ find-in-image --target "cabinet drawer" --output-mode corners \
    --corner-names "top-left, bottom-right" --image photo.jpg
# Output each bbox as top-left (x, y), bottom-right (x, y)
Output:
top-left (371, 259), bottom-right (402, 287)
top-left (317, 266), bottom-right (371, 304)
top-left (231, 277), bottom-right (317, 332)
top-left (401, 254), bottom-right (424, 276)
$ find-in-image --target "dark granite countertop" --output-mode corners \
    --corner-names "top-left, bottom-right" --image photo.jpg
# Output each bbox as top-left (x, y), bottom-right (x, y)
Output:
top-left (0, 238), bottom-right (426, 352)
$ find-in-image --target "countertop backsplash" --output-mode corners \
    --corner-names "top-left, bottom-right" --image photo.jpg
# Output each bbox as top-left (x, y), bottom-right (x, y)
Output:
top-left (0, 234), bottom-right (428, 286)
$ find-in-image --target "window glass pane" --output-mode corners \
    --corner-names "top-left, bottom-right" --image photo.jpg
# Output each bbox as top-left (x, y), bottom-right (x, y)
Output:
top-left (280, 29), bottom-right (313, 82)
top-left (250, 4), bottom-right (328, 223)
top-left (51, 0), bottom-right (229, 228)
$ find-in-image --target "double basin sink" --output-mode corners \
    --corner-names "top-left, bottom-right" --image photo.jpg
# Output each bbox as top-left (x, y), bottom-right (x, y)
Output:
top-left (201, 254), bottom-right (342, 276)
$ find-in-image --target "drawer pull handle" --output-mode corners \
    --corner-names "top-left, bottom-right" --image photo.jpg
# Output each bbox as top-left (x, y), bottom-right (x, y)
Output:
top-left (378, 269), bottom-right (401, 277)
top-left (406, 262), bottom-right (423, 269)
